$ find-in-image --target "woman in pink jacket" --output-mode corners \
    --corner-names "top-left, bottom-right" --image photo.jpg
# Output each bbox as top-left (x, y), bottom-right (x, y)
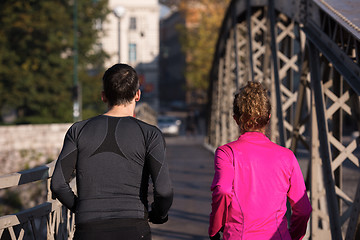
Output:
top-left (209, 82), bottom-right (312, 240)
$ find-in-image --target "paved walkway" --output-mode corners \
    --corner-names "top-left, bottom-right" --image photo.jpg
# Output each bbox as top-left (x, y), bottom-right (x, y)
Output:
top-left (151, 136), bottom-right (214, 240)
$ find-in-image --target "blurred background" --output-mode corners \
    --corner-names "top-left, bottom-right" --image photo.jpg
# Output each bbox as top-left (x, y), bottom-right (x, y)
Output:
top-left (0, 0), bottom-right (229, 125)
top-left (0, 0), bottom-right (229, 227)
top-left (1, 1), bottom-right (359, 239)
top-left (0, 0), bottom-right (230, 178)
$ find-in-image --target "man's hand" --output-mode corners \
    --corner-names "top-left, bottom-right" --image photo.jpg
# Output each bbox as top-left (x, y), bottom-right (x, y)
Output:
top-left (148, 211), bottom-right (168, 224)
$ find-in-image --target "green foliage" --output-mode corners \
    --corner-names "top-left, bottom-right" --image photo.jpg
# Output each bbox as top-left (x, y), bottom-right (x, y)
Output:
top-left (0, 0), bottom-right (109, 124)
top-left (177, 0), bottom-right (230, 102)
top-left (0, 190), bottom-right (22, 214)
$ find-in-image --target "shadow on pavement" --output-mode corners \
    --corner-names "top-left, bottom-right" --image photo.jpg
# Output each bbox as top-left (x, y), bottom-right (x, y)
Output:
top-left (151, 228), bottom-right (209, 240)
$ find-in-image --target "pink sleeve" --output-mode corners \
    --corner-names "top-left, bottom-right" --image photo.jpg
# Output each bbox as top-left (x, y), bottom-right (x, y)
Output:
top-left (209, 146), bottom-right (234, 237)
top-left (287, 155), bottom-right (312, 240)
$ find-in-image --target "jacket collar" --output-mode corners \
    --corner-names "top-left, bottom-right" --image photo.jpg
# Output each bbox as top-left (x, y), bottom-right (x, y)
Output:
top-left (238, 131), bottom-right (269, 141)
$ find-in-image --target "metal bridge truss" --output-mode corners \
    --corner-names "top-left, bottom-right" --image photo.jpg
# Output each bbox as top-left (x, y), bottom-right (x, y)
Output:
top-left (206, 0), bottom-right (360, 239)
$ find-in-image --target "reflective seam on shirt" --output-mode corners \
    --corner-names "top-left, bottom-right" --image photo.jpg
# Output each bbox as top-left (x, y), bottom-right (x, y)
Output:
top-left (228, 143), bottom-right (245, 240)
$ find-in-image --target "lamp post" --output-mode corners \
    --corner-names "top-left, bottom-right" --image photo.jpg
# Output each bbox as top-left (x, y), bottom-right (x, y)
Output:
top-left (73, 0), bottom-right (80, 122)
top-left (113, 6), bottom-right (126, 63)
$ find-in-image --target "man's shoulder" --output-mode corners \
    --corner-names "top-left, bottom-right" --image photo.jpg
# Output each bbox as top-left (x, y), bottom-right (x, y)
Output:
top-left (67, 115), bottom-right (101, 137)
top-left (71, 115), bottom-right (99, 129)
top-left (131, 117), bottom-right (160, 132)
top-left (132, 118), bottom-right (165, 144)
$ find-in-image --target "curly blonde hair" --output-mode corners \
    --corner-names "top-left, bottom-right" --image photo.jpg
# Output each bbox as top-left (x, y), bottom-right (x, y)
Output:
top-left (233, 81), bottom-right (271, 133)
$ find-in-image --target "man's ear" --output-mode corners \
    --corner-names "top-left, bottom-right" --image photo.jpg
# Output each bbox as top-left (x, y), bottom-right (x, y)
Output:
top-left (135, 89), bottom-right (141, 102)
top-left (101, 91), bottom-right (107, 103)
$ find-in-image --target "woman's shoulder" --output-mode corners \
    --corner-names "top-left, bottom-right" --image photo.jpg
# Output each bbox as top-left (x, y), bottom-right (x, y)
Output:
top-left (269, 140), bottom-right (295, 155)
top-left (215, 141), bottom-right (238, 156)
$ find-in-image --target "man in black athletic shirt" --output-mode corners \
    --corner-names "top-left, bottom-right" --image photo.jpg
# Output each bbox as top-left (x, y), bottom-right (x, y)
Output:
top-left (51, 64), bottom-right (173, 240)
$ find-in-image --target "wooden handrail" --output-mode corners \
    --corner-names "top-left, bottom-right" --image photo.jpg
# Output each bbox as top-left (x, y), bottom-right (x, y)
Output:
top-left (0, 200), bottom-right (60, 228)
top-left (0, 160), bottom-right (75, 239)
top-left (0, 161), bottom-right (55, 190)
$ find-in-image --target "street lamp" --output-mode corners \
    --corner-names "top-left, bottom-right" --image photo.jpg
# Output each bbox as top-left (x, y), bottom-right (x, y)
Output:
top-left (73, 0), bottom-right (80, 121)
top-left (113, 6), bottom-right (126, 63)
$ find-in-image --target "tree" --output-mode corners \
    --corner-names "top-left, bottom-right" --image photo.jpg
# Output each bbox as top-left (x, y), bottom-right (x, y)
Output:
top-left (159, 0), bottom-right (181, 8)
top-left (176, 0), bottom-right (230, 104)
top-left (0, 0), bottom-right (109, 124)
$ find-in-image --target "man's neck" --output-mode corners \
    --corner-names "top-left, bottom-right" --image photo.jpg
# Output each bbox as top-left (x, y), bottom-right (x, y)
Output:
top-left (104, 102), bottom-right (135, 117)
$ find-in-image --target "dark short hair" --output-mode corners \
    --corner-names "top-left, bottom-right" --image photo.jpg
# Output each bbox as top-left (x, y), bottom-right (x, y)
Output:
top-left (102, 64), bottom-right (140, 106)
top-left (233, 81), bottom-right (271, 132)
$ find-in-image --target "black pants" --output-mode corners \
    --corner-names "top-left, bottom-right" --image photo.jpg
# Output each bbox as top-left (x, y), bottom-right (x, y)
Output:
top-left (73, 218), bottom-right (151, 240)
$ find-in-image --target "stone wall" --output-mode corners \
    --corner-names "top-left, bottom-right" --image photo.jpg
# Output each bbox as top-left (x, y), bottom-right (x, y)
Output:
top-left (0, 123), bottom-right (71, 175)
top-left (0, 104), bottom-right (157, 175)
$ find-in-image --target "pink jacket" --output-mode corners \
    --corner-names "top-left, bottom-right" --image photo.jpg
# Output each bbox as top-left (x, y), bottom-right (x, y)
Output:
top-left (209, 132), bottom-right (312, 240)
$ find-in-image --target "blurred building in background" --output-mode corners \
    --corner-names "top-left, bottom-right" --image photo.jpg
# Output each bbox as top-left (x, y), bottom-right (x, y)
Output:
top-left (101, 0), bottom-right (160, 110)
top-left (159, 11), bottom-right (187, 111)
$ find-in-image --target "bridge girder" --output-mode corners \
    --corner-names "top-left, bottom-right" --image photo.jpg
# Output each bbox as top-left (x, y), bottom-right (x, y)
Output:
top-left (206, 0), bottom-right (360, 239)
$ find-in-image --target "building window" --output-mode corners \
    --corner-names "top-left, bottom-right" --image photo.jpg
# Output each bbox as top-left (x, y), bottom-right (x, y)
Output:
top-left (129, 43), bottom-right (137, 62)
top-left (129, 17), bottom-right (136, 30)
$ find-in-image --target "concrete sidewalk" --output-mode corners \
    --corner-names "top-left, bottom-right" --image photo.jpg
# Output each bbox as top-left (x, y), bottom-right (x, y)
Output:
top-left (151, 135), bottom-right (214, 240)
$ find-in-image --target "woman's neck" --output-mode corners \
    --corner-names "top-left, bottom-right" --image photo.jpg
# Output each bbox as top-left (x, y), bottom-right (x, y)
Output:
top-left (242, 126), bottom-right (266, 134)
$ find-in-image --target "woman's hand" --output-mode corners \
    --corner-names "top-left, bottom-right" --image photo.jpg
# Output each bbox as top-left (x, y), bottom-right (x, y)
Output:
top-left (209, 232), bottom-right (220, 240)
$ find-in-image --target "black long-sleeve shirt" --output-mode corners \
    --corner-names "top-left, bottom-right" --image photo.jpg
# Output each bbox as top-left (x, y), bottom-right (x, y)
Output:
top-left (50, 115), bottom-right (173, 224)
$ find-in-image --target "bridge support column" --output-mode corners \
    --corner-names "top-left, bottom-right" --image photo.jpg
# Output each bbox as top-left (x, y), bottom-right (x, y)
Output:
top-left (308, 40), bottom-right (343, 239)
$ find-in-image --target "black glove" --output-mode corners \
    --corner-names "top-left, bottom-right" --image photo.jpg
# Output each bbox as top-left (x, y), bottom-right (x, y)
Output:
top-left (148, 211), bottom-right (168, 224)
top-left (209, 232), bottom-right (220, 240)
